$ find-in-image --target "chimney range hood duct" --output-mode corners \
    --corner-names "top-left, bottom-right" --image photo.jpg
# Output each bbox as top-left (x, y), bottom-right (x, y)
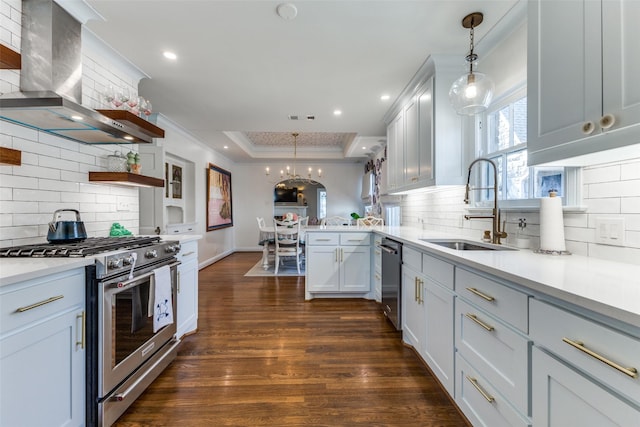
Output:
top-left (0, 0), bottom-right (153, 144)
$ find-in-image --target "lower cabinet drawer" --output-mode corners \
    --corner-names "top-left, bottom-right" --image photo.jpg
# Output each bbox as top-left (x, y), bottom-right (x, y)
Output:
top-left (530, 298), bottom-right (640, 405)
top-left (456, 353), bottom-right (532, 427)
top-left (1, 269), bottom-right (85, 334)
top-left (339, 232), bottom-right (370, 246)
top-left (455, 298), bottom-right (531, 416)
top-left (306, 233), bottom-right (339, 245)
top-left (456, 268), bottom-right (529, 333)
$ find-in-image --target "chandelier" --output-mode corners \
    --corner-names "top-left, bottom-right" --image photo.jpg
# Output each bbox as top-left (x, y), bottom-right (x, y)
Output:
top-left (265, 132), bottom-right (322, 182)
top-left (448, 12), bottom-right (495, 115)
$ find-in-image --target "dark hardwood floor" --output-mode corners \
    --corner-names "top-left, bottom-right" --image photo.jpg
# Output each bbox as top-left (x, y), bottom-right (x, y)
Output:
top-left (114, 252), bottom-right (469, 426)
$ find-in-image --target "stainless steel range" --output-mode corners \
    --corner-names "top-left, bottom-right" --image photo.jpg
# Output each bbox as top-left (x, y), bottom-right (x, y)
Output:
top-left (1, 236), bottom-right (181, 427)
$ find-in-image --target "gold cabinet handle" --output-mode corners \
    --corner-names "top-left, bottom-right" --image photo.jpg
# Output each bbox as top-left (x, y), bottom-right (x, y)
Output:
top-left (418, 279), bottom-right (424, 304)
top-left (465, 313), bottom-right (495, 332)
top-left (76, 311), bottom-right (85, 350)
top-left (466, 287), bottom-right (495, 302)
top-left (181, 251), bottom-right (195, 257)
top-left (16, 295), bottom-right (64, 312)
top-left (177, 270), bottom-right (181, 293)
top-left (335, 248), bottom-right (338, 263)
top-left (562, 338), bottom-right (638, 379)
top-left (466, 376), bottom-right (495, 403)
top-left (414, 277), bottom-right (419, 302)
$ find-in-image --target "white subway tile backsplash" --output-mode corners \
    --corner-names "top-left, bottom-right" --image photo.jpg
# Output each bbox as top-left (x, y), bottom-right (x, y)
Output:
top-left (0, 187), bottom-right (11, 200)
top-left (582, 164), bottom-right (620, 184)
top-left (589, 180), bottom-right (640, 198)
top-left (13, 164), bottom-right (61, 180)
top-left (39, 179), bottom-right (80, 193)
top-left (13, 213), bottom-right (52, 226)
top-left (621, 159), bottom-right (640, 180)
top-left (0, 174), bottom-right (38, 189)
top-left (585, 197), bottom-right (621, 214)
top-left (0, 213), bottom-right (12, 227)
top-left (13, 188), bottom-right (60, 202)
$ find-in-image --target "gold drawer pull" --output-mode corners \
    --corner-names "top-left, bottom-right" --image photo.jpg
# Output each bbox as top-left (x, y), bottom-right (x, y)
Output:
top-left (16, 295), bottom-right (64, 312)
top-left (466, 287), bottom-right (495, 302)
top-left (181, 251), bottom-right (195, 257)
top-left (465, 313), bottom-right (494, 331)
top-left (562, 338), bottom-right (638, 379)
top-left (466, 376), bottom-right (495, 403)
top-left (76, 311), bottom-right (86, 350)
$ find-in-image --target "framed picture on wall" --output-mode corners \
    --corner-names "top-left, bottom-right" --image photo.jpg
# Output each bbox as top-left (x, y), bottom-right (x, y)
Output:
top-left (207, 163), bottom-right (233, 231)
top-left (172, 164), bottom-right (183, 199)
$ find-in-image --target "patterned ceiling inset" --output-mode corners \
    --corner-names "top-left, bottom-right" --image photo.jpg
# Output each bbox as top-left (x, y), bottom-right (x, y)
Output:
top-left (245, 132), bottom-right (356, 149)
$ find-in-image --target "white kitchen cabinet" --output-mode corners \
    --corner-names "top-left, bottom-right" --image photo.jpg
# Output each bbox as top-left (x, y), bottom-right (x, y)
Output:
top-left (423, 279), bottom-right (455, 396)
top-left (0, 268), bottom-right (86, 427)
top-left (386, 111), bottom-right (404, 192)
top-left (454, 268), bottom-right (531, 419)
top-left (139, 145), bottom-right (196, 235)
top-left (530, 298), bottom-right (639, 417)
top-left (527, 0), bottom-right (640, 166)
top-left (456, 353), bottom-right (532, 427)
top-left (372, 235), bottom-right (382, 302)
top-left (401, 246), bottom-right (456, 396)
top-left (532, 347), bottom-right (640, 427)
top-left (401, 262), bottom-right (425, 351)
top-left (306, 232), bottom-right (371, 299)
top-left (176, 239), bottom-right (199, 339)
top-left (383, 55), bottom-right (465, 193)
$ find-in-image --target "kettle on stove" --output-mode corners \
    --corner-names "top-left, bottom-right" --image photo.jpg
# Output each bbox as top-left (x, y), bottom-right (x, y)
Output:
top-left (47, 209), bottom-right (88, 243)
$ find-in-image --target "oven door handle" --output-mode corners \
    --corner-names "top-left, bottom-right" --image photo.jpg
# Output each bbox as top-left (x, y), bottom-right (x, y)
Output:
top-left (108, 261), bottom-right (181, 290)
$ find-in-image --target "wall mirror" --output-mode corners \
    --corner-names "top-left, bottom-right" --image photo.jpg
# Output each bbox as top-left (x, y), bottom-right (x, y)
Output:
top-left (273, 179), bottom-right (326, 224)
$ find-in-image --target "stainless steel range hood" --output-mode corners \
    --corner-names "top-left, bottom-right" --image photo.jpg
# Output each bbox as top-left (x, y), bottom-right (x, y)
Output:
top-left (0, 0), bottom-right (154, 144)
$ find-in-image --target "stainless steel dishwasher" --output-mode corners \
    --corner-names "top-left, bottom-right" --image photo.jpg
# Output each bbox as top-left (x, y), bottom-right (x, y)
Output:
top-left (381, 238), bottom-right (402, 330)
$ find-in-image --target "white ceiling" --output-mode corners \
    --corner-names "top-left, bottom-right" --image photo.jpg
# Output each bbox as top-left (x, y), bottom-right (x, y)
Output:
top-left (83, 0), bottom-right (519, 162)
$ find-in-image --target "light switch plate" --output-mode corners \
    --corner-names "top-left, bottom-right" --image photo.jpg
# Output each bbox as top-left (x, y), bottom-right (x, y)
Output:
top-left (595, 217), bottom-right (625, 246)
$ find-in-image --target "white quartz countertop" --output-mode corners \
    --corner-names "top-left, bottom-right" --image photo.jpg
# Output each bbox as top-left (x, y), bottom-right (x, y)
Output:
top-left (367, 226), bottom-right (639, 328)
top-left (0, 257), bottom-right (94, 287)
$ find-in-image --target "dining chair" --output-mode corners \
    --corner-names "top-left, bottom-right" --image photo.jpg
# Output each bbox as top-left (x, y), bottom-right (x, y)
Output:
top-left (356, 216), bottom-right (384, 226)
top-left (320, 216), bottom-right (350, 226)
top-left (273, 218), bottom-right (303, 274)
top-left (257, 217), bottom-right (274, 269)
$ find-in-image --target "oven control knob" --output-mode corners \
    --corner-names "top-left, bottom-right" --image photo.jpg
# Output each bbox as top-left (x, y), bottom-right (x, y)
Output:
top-left (108, 258), bottom-right (123, 269)
top-left (145, 250), bottom-right (158, 259)
top-left (122, 255), bottom-right (135, 266)
top-left (165, 244), bottom-right (180, 253)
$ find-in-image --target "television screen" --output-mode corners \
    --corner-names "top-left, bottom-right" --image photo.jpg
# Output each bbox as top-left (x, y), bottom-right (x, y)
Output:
top-left (274, 187), bottom-right (297, 203)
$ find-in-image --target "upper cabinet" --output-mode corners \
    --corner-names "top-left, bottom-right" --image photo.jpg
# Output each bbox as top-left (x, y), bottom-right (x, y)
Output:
top-left (383, 55), bottom-right (465, 194)
top-left (528, 0), bottom-right (640, 166)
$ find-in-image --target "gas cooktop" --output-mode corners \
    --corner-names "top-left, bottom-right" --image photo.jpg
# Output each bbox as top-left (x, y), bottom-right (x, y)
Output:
top-left (0, 236), bottom-right (161, 258)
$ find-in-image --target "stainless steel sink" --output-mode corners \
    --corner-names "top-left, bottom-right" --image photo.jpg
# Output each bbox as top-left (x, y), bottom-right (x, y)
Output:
top-left (420, 239), bottom-right (516, 251)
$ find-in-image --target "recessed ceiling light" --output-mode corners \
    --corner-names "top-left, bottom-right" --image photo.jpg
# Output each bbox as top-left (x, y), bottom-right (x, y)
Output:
top-left (362, 146), bottom-right (367, 150)
top-left (223, 145), bottom-right (229, 149)
top-left (124, 136), bottom-right (134, 141)
top-left (70, 115), bottom-right (83, 121)
top-left (380, 94), bottom-right (390, 101)
top-left (163, 51), bottom-right (177, 60)
top-left (333, 110), bottom-right (342, 116)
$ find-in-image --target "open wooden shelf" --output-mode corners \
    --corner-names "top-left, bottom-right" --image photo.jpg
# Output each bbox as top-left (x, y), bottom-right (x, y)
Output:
top-left (96, 110), bottom-right (165, 139)
top-left (89, 172), bottom-right (164, 188)
top-left (0, 147), bottom-right (21, 165)
top-left (0, 44), bottom-right (21, 69)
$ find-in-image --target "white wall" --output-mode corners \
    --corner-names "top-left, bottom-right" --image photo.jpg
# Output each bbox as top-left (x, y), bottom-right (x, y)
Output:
top-left (233, 162), bottom-right (364, 250)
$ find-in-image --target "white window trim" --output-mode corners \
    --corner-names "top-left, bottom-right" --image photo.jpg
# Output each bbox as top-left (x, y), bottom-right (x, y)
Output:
top-left (471, 86), bottom-right (583, 211)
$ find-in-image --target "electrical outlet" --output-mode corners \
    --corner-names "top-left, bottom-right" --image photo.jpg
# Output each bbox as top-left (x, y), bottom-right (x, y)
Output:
top-left (595, 217), bottom-right (625, 246)
top-left (117, 200), bottom-right (130, 212)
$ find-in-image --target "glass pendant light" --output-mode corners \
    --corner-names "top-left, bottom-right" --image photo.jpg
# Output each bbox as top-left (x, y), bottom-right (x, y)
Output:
top-left (449, 12), bottom-right (494, 115)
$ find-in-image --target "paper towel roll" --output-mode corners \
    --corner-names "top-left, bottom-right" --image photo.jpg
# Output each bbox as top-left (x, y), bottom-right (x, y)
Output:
top-left (539, 196), bottom-right (566, 251)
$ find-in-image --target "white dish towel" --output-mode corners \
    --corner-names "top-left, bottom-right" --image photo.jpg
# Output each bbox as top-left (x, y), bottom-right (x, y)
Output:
top-left (152, 265), bottom-right (174, 332)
